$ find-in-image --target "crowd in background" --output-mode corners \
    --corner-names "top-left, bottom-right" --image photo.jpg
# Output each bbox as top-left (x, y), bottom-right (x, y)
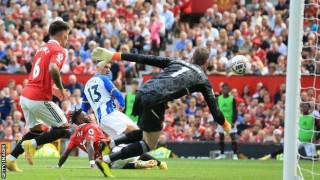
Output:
top-left (0, 0), bottom-right (320, 152)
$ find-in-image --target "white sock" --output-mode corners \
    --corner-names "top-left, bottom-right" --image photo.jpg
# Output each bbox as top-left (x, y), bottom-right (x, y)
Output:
top-left (109, 140), bottom-right (115, 149)
top-left (30, 139), bottom-right (37, 148)
top-left (7, 154), bottom-right (16, 162)
top-left (102, 155), bottom-right (111, 163)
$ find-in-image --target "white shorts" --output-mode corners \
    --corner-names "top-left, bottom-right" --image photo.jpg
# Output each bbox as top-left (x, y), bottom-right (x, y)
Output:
top-left (99, 111), bottom-right (137, 138)
top-left (20, 96), bottom-right (67, 128)
top-left (298, 141), bottom-right (317, 157)
top-left (216, 124), bottom-right (237, 134)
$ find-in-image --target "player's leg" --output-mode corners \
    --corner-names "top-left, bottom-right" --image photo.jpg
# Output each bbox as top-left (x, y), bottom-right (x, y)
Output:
top-left (101, 104), bottom-right (165, 164)
top-left (139, 153), bottom-right (168, 170)
top-left (101, 137), bottom-right (151, 163)
top-left (215, 132), bottom-right (226, 160)
top-left (230, 131), bottom-right (238, 160)
top-left (22, 100), bottom-right (69, 165)
top-left (6, 97), bottom-right (44, 171)
top-left (260, 147), bottom-right (284, 160)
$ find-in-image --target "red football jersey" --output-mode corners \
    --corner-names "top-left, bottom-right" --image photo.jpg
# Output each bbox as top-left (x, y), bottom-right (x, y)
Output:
top-left (22, 40), bottom-right (66, 101)
top-left (67, 123), bottom-right (110, 158)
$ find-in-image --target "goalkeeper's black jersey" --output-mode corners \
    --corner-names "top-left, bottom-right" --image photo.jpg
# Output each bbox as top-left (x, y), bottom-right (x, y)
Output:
top-left (121, 53), bottom-right (224, 125)
top-left (139, 60), bottom-right (207, 103)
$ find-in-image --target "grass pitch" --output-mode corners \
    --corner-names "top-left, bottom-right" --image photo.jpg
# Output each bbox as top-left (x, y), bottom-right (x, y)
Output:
top-left (5, 157), bottom-right (320, 180)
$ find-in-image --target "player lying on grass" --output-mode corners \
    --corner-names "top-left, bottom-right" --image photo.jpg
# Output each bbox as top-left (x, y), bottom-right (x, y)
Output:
top-left (57, 109), bottom-right (166, 177)
top-left (91, 46), bottom-right (231, 166)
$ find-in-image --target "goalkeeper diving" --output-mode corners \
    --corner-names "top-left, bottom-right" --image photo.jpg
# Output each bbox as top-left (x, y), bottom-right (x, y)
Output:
top-left (90, 46), bottom-right (231, 167)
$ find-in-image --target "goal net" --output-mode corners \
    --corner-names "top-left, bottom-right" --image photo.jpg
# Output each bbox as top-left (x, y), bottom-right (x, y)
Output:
top-left (284, 0), bottom-right (320, 180)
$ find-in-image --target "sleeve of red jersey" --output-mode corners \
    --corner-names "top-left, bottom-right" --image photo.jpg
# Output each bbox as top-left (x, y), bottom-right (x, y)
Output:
top-left (50, 49), bottom-right (66, 68)
top-left (66, 134), bottom-right (77, 150)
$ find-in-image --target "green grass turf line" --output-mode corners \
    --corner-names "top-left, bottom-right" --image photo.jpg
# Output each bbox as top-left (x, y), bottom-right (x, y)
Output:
top-left (5, 157), bottom-right (319, 180)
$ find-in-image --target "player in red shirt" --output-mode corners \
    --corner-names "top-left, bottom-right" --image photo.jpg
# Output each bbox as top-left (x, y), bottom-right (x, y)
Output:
top-left (57, 109), bottom-right (165, 177)
top-left (57, 108), bottom-right (114, 177)
top-left (6, 20), bottom-right (71, 172)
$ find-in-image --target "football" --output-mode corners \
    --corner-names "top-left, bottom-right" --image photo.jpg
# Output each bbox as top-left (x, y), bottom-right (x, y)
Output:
top-left (230, 55), bottom-right (251, 75)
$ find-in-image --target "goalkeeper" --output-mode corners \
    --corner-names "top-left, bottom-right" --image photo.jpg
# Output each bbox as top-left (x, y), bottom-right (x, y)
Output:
top-left (91, 46), bottom-right (231, 165)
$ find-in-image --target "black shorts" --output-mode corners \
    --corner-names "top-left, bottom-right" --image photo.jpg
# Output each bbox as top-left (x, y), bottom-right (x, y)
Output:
top-left (132, 92), bottom-right (166, 132)
top-left (180, 13), bottom-right (190, 23)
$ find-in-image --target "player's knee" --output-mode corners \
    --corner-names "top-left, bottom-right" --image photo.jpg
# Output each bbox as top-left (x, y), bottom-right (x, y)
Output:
top-left (140, 140), bottom-right (151, 152)
top-left (124, 125), bottom-right (139, 133)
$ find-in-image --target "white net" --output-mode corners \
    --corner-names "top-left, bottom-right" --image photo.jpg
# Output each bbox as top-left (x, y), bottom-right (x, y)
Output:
top-left (298, 1), bottom-right (320, 179)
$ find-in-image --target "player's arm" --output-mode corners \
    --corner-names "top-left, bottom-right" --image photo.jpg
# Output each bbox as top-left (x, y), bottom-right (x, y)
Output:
top-left (91, 47), bottom-right (171, 69)
top-left (57, 135), bottom-right (77, 168)
top-left (196, 80), bottom-right (230, 130)
top-left (49, 51), bottom-right (69, 100)
top-left (85, 126), bottom-right (98, 168)
top-left (81, 93), bottom-right (90, 113)
top-left (86, 140), bottom-right (96, 168)
top-left (101, 76), bottom-right (125, 108)
top-left (57, 148), bottom-right (73, 168)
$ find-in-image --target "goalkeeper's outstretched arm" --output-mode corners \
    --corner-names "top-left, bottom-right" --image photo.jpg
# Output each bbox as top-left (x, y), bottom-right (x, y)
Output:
top-left (91, 47), bottom-right (172, 69)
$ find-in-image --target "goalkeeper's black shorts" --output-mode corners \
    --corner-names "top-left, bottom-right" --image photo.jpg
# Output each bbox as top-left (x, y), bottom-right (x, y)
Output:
top-left (133, 91), bottom-right (166, 132)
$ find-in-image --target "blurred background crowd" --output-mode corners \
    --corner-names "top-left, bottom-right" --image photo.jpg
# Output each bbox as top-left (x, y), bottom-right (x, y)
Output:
top-left (0, 0), bottom-right (319, 153)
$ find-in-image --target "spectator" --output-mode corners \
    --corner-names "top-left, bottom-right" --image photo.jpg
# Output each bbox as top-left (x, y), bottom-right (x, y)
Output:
top-left (175, 31), bottom-right (190, 51)
top-left (0, 90), bottom-right (13, 120)
top-left (12, 122), bottom-right (22, 141)
top-left (3, 126), bottom-right (13, 140)
top-left (12, 110), bottom-right (24, 129)
top-left (237, 113), bottom-right (252, 136)
top-left (185, 97), bottom-right (198, 117)
top-left (85, 40), bottom-right (97, 60)
top-left (65, 74), bottom-right (83, 95)
top-left (149, 15), bottom-right (162, 54)
top-left (131, 26), bottom-right (145, 53)
top-left (73, 41), bottom-right (86, 62)
top-left (266, 42), bottom-right (281, 65)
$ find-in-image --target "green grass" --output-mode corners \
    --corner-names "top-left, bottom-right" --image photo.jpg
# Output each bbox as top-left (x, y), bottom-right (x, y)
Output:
top-left (6, 157), bottom-right (320, 180)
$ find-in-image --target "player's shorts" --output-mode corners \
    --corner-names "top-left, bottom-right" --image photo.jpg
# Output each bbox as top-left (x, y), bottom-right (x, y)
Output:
top-left (298, 141), bottom-right (317, 157)
top-left (99, 110), bottom-right (137, 138)
top-left (20, 96), bottom-right (67, 128)
top-left (133, 92), bottom-right (166, 133)
top-left (216, 124), bottom-right (238, 134)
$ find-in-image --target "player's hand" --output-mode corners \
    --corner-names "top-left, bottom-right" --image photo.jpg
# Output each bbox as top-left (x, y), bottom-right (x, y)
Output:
top-left (91, 47), bottom-right (114, 64)
top-left (222, 120), bottom-right (231, 134)
top-left (52, 86), bottom-right (63, 101)
top-left (60, 89), bottom-right (70, 101)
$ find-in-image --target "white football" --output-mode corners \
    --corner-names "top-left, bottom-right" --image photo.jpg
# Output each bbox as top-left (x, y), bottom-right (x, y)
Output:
top-left (230, 55), bottom-right (251, 75)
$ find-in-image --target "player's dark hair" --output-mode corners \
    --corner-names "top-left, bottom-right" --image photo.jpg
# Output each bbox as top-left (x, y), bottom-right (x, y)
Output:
top-left (70, 108), bottom-right (83, 124)
top-left (192, 46), bottom-right (210, 66)
top-left (49, 20), bottom-right (71, 36)
top-left (222, 83), bottom-right (230, 89)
